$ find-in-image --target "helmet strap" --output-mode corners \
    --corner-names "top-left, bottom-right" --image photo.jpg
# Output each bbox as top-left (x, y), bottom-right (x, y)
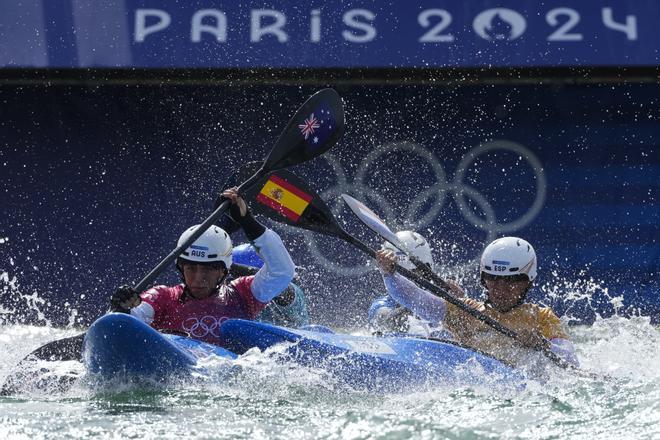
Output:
top-left (485, 297), bottom-right (526, 314)
top-left (176, 264), bottom-right (189, 304)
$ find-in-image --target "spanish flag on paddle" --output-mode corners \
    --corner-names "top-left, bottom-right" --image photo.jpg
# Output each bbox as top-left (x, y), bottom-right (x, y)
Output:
top-left (256, 174), bottom-right (313, 222)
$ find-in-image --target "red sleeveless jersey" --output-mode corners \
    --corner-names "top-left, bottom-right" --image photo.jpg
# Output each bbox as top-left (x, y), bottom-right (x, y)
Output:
top-left (140, 276), bottom-right (266, 346)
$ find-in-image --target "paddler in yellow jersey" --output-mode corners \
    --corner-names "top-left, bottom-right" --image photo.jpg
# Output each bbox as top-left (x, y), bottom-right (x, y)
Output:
top-left (375, 237), bottom-right (579, 368)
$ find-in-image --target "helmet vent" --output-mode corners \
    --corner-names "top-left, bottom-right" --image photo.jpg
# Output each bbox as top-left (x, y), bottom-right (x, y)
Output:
top-left (509, 267), bottom-right (519, 272)
top-left (484, 265), bottom-right (492, 270)
top-left (208, 254), bottom-right (218, 259)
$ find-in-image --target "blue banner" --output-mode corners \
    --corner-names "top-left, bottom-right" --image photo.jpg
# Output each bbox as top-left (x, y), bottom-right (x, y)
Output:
top-left (0, 84), bottom-right (658, 327)
top-left (1, 1), bottom-right (657, 68)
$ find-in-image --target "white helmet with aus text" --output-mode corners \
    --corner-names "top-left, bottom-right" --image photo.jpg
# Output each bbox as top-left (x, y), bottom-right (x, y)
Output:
top-left (176, 225), bottom-right (233, 269)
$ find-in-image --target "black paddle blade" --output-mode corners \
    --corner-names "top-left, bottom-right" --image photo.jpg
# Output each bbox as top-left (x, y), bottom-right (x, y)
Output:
top-left (263, 88), bottom-right (344, 172)
top-left (25, 333), bottom-right (85, 362)
top-left (229, 164), bottom-right (345, 238)
top-left (0, 333), bottom-right (85, 395)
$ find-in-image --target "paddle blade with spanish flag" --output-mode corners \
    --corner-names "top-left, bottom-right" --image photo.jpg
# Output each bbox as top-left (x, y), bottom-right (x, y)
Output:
top-left (222, 162), bottom-right (342, 237)
top-left (255, 174), bottom-right (312, 222)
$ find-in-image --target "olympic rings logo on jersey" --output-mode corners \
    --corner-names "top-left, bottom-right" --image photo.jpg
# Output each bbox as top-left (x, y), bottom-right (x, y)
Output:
top-left (182, 315), bottom-right (227, 338)
top-left (280, 139), bottom-right (547, 276)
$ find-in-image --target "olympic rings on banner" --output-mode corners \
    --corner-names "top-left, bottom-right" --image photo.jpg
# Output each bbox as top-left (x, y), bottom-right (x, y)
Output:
top-left (288, 139), bottom-right (546, 276)
top-left (453, 140), bottom-right (546, 233)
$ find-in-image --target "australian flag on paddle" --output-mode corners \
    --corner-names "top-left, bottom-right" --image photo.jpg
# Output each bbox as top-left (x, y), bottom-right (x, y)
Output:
top-left (297, 100), bottom-right (335, 150)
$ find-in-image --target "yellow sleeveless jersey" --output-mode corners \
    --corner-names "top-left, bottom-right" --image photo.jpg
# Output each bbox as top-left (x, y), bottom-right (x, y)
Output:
top-left (445, 299), bottom-right (569, 366)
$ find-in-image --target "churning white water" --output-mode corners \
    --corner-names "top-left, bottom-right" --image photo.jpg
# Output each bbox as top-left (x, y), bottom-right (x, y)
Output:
top-left (1, 266), bottom-right (659, 440)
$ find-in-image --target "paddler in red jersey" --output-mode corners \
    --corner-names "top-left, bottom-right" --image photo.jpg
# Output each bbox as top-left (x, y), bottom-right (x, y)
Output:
top-left (108, 187), bottom-right (295, 346)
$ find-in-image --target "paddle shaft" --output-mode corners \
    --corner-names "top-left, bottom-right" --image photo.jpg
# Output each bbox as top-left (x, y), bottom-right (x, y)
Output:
top-left (340, 231), bottom-right (579, 371)
top-left (395, 248), bottom-right (580, 370)
top-left (407, 254), bottom-right (454, 289)
top-left (134, 168), bottom-right (266, 292)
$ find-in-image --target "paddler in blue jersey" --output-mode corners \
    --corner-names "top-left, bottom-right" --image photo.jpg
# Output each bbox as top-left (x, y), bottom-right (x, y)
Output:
top-left (231, 243), bottom-right (310, 328)
top-left (109, 188), bottom-right (295, 345)
top-left (375, 237), bottom-right (579, 368)
top-left (368, 231), bottom-right (450, 338)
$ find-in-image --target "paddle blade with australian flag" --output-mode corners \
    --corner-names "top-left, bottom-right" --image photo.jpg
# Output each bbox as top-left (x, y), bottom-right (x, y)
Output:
top-left (262, 89), bottom-right (344, 171)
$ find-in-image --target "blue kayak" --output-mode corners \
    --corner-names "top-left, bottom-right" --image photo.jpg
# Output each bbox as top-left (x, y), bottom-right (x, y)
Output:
top-left (221, 319), bottom-right (526, 391)
top-left (83, 314), bottom-right (525, 390)
top-left (83, 313), bottom-right (236, 382)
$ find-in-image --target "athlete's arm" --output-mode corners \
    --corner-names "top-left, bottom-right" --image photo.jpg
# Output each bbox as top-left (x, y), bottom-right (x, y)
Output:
top-left (375, 249), bottom-right (447, 323)
top-left (218, 187), bottom-right (295, 302)
top-left (129, 302), bottom-right (155, 325)
top-left (127, 286), bottom-right (168, 325)
top-left (382, 272), bottom-right (447, 323)
top-left (537, 307), bottom-right (580, 367)
top-left (250, 229), bottom-right (295, 303)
